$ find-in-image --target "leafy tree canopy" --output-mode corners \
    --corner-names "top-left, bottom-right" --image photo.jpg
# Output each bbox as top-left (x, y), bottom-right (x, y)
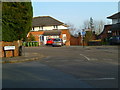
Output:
top-left (27, 33), bottom-right (35, 42)
top-left (84, 31), bottom-right (93, 42)
top-left (2, 2), bottom-right (33, 42)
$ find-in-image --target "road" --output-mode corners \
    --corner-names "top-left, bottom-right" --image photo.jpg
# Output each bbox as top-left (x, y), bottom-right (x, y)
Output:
top-left (2, 46), bottom-right (119, 88)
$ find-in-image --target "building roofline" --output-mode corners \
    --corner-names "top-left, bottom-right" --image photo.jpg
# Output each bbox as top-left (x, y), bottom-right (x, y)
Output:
top-left (107, 12), bottom-right (120, 19)
top-left (33, 16), bottom-right (64, 25)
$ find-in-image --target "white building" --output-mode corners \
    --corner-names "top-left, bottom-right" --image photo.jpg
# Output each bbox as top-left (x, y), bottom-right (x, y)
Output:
top-left (28, 16), bottom-right (71, 45)
top-left (31, 16), bottom-right (68, 31)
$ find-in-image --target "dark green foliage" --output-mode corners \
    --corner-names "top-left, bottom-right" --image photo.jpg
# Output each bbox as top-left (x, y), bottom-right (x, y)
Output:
top-left (2, 2), bottom-right (33, 42)
top-left (84, 31), bottom-right (93, 43)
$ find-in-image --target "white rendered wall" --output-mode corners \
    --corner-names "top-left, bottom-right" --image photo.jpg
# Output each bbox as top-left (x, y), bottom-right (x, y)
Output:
top-left (31, 25), bottom-right (68, 31)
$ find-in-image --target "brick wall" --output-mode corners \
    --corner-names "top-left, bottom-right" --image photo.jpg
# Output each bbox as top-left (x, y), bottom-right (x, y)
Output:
top-left (28, 31), bottom-right (44, 42)
top-left (70, 36), bottom-right (82, 46)
top-left (70, 36), bottom-right (79, 45)
top-left (98, 25), bottom-right (112, 40)
top-left (0, 41), bottom-right (22, 57)
top-left (61, 29), bottom-right (71, 46)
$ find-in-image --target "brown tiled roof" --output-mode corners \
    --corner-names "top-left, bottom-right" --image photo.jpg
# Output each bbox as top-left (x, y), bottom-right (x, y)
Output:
top-left (43, 30), bottom-right (61, 36)
top-left (32, 16), bottom-right (64, 27)
top-left (107, 12), bottom-right (120, 19)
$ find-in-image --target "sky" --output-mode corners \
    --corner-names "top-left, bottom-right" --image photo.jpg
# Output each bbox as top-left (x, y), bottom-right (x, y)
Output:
top-left (31, 1), bottom-right (119, 30)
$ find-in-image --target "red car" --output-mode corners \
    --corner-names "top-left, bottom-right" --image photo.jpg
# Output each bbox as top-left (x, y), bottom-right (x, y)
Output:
top-left (46, 38), bottom-right (54, 45)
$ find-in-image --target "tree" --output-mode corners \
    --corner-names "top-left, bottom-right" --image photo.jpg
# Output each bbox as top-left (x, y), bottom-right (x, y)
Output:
top-left (82, 18), bottom-right (106, 35)
top-left (84, 31), bottom-right (93, 43)
top-left (94, 20), bottom-right (105, 35)
top-left (27, 33), bottom-right (35, 42)
top-left (83, 20), bottom-right (90, 29)
top-left (2, 1), bottom-right (33, 42)
top-left (66, 23), bottom-right (76, 36)
top-left (89, 17), bottom-right (94, 31)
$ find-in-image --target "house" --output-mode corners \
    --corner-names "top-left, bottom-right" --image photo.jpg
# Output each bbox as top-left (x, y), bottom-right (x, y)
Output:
top-left (97, 25), bottom-right (112, 40)
top-left (27, 16), bottom-right (71, 46)
top-left (97, 11), bottom-right (120, 41)
top-left (107, 12), bottom-right (120, 36)
top-left (106, 1), bottom-right (120, 36)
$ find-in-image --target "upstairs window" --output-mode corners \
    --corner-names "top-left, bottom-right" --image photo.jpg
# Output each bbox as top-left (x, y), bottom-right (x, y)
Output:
top-left (32, 27), bottom-right (34, 31)
top-left (53, 25), bottom-right (58, 29)
top-left (41, 26), bottom-right (43, 30)
top-left (39, 26), bottom-right (43, 30)
top-left (118, 19), bottom-right (120, 23)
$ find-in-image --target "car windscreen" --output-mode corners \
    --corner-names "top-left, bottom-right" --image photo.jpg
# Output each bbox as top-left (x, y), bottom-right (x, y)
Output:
top-left (53, 39), bottom-right (61, 41)
top-left (47, 39), bottom-right (53, 41)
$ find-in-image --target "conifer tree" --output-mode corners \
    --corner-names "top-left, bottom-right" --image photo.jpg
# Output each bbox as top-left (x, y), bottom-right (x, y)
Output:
top-left (89, 17), bottom-right (94, 31)
top-left (2, 2), bottom-right (33, 42)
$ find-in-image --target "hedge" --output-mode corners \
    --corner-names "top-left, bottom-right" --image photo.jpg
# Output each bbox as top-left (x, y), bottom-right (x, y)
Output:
top-left (2, 2), bottom-right (33, 42)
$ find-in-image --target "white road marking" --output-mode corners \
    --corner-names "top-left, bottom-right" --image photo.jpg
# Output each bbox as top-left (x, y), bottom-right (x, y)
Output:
top-left (90, 58), bottom-right (98, 60)
top-left (78, 78), bottom-right (116, 80)
top-left (80, 54), bottom-right (90, 61)
top-left (103, 59), bottom-right (113, 60)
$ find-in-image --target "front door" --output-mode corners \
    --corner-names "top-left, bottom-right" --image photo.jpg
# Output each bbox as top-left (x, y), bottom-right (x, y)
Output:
top-left (62, 34), bottom-right (67, 44)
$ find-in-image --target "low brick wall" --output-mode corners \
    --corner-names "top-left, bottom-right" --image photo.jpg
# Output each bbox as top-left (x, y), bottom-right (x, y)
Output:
top-left (70, 36), bottom-right (83, 45)
top-left (0, 41), bottom-right (22, 57)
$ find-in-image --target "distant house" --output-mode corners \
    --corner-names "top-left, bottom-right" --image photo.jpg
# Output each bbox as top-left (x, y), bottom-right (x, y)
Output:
top-left (107, 12), bottom-right (120, 36)
top-left (97, 25), bottom-right (112, 40)
top-left (98, 12), bottom-right (120, 40)
top-left (27, 16), bottom-right (71, 46)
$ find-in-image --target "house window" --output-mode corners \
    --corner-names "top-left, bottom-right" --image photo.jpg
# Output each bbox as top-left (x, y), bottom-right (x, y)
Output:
top-left (63, 34), bottom-right (66, 40)
top-left (56, 25), bottom-right (58, 29)
top-left (41, 26), bottom-right (43, 30)
top-left (118, 18), bottom-right (120, 23)
top-left (53, 25), bottom-right (58, 29)
top-left (39, 26), bottom-right (43, 30)
top-left (40, 35), bottom-right (44, 41)
top-left (32, 27), bottom-right (34, 31)
top-left (108, 31), bottom-right (112, 33)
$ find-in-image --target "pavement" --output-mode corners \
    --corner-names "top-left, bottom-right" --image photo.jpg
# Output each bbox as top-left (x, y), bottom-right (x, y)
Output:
top-left (1, 51), bottom-right (46, 64)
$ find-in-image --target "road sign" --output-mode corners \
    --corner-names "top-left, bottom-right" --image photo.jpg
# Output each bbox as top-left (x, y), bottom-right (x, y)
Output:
top-left (82, 31), bottom-right (86, 36)
top-left (4, 46), bottom-right (15, 50)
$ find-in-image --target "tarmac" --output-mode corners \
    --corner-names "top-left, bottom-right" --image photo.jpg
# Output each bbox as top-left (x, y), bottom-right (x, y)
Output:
top-left (0, 45), bottom-right (119, 64)
top-left (0, 52), bottom-right (46, 64)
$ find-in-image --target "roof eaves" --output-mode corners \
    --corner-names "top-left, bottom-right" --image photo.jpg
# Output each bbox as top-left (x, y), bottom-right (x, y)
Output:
top-left (107, 12), bottom-right (120, 19)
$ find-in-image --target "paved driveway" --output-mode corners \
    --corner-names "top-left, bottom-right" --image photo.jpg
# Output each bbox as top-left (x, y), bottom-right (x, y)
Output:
top-left (2, 46), bottom-right (119, 88)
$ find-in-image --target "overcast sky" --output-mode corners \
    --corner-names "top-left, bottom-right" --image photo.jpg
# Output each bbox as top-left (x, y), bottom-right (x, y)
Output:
top-left (31, 1), bottom-right (119, 30)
